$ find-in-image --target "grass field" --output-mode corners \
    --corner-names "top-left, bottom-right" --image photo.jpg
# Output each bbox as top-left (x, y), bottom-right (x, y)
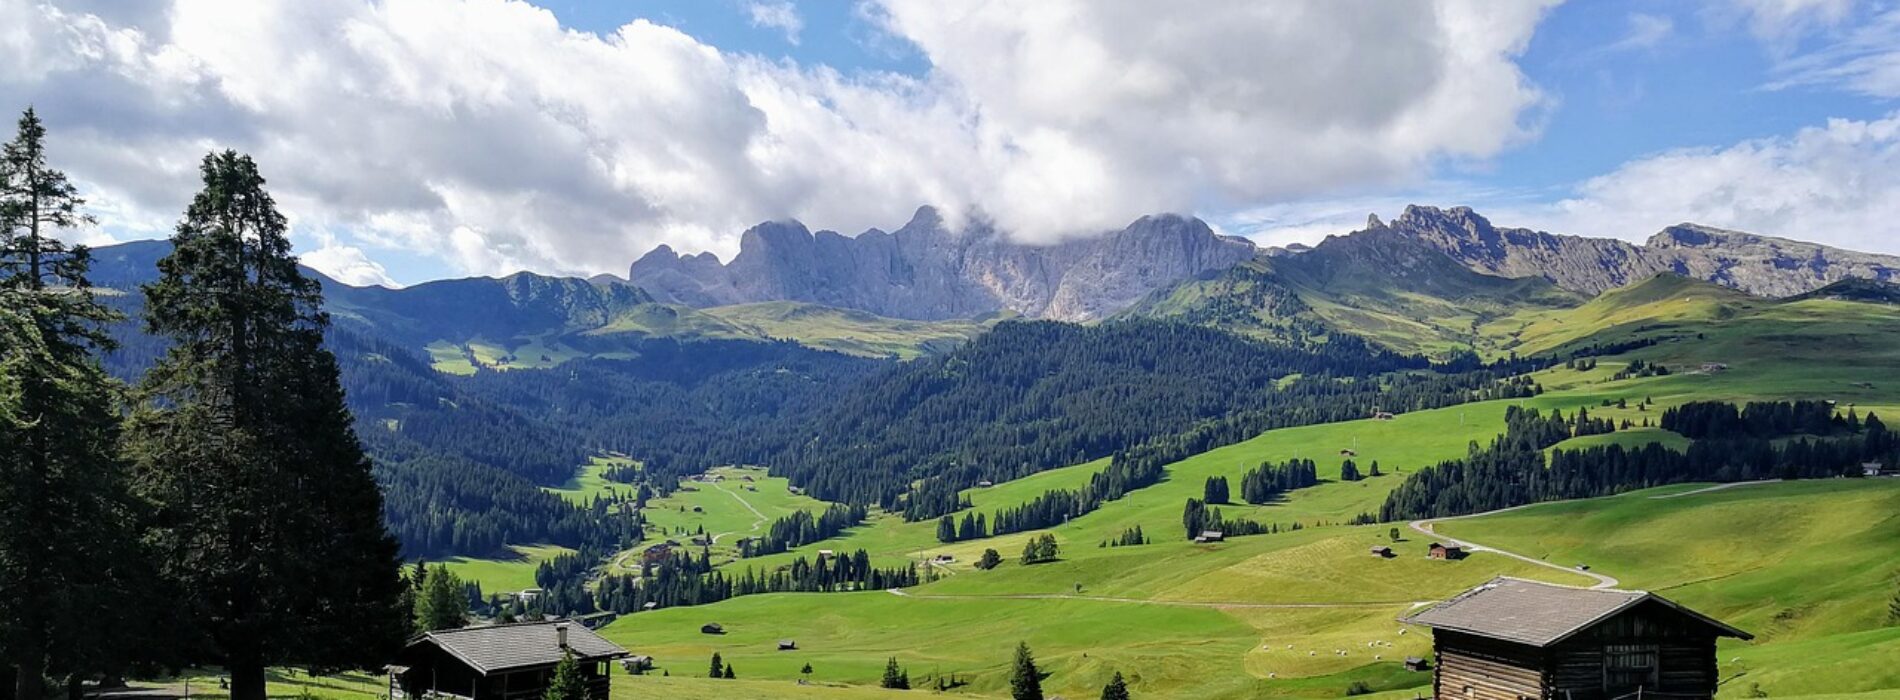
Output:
top-left (1438, 479), bottom-right (1900, 698)
top-left (431, 543), bottom-right (574, 595)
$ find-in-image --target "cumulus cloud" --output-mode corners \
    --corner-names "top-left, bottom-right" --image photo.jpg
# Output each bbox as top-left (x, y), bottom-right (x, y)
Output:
top-left (302, 236), bottom-right (400, 287)
top-left (0, 0), bottom-right (1558, 280)
top-left (745, 1), bottom-right (802, 45)
top-left (1504, 111), bottom-right (1900, 251)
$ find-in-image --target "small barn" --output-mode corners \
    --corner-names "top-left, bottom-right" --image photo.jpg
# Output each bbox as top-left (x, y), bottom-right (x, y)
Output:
top-left (1400, 578), bottom-right (1750, 700)
top-left (1196, 530), bottom-right (1225, 543)
top-left (1403, 656), bottom-right (1430, 672)
top-left (388, 622), bottom-right (627, 700)
top-left (1370, 546), bottom-right (1394, 558)
top-left (700, 623), bottom-right (725, 635)
top-left (777, 640), bottom-right (797, 651)
top-left (1427, 543), bottom-right (1466, 560)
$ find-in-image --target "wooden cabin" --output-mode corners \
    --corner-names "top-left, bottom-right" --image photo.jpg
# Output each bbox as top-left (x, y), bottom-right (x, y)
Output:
top-left (778, 640), bottom-right (797, 651)
top-left (389, 622), bottom-right (628, 700)
top-left (700, 623), bottom-right (725, 635)
top-left (1427, 543), bottom-right (1466, 560)
top-left (1400, 578), bottom-right (1751, 700)
top-left (1370, 545), bottom-right (1394, 558)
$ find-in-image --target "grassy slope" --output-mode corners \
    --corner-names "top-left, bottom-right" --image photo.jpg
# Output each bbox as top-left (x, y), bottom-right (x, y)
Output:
top-left (431, 543), bottom-right (575, 595)
top-left (422, 301), bottom-right (994, 372)
top-left (1437, 480), bottom-right (1900, 698)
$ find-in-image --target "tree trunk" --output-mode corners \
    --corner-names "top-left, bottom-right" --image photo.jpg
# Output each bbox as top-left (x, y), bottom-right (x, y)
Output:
top-left (12, 650), bottom-right (41, 700)
top-left (229, 663), bottom-right (267, 700)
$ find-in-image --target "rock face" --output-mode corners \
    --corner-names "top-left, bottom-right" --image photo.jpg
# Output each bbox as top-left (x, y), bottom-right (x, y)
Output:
top-left (1388, 205), bottom-right (1900, 297)
top-left (629, 207), bottom-right (1258, 321)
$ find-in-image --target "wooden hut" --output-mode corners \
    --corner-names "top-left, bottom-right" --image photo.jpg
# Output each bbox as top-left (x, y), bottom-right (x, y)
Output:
top-left (1369, 545), bottom-right (1394, 558)
top-left (700, 623), bottom-right (725, 635)
top-left (1400, 578), bottom-right (1750, 700)
top-left (777, 640), bottom-right (797, 651)
top-left (1427, 543), bottom-right (1466, 560)
top-left (388, 622), bottom-right (627, 700)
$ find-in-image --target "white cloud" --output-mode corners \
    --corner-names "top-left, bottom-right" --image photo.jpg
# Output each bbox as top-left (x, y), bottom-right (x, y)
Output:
top-left (0, 0), bottom-right (1559, 280)
top-left (1606, 13), bottom-right (1674, 53)
top-left (1504, 111), bottom-right (1900, 252)
top-left (1765, 5), bottom-right (1900, 97)
top-left (302, 237), bottom-right (400, 287)
top-left (1711, 0), bottom-right (1856, 48)
top-left (745, 1), bottom-right (802, 45)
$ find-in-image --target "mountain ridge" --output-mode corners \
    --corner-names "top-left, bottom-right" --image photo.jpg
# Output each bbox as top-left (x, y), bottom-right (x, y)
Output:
top-left (628, 206), bottom-right (1258, 322)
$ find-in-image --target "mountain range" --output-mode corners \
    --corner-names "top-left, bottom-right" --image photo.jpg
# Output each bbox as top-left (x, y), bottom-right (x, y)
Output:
top-left (627, 206), bottom-right (1258, 322)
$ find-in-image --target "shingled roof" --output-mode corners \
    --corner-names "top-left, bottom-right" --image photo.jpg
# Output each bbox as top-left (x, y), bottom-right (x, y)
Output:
top-left (1400, 577), bottom-right (1751, 647)
top-left (412, 621), bottom-right (629, 674)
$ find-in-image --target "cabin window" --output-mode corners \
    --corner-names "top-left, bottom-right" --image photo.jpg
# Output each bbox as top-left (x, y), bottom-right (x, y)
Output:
top-left (1603, 643), bottom-right (1659, 690)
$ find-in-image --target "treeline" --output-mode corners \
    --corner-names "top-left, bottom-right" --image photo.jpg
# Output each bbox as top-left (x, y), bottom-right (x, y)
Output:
top-left (741, 504), bottom-right (869, 557)
top-left (1498, 405), bottom-right (1616, 451)
top-left (1239, 459), bottom-right (1319, 503)
top-left (593, 549), bottom-right (921, 614)
top-left (1661, 400), bottom-right (1846, 439)
top-left (936, 441), bottom-right (1168, 543)
top-left (1380, 405), bottom-right (1895, 521)
top-left (1181, 498), bottom-right (1302, 539)
top-left (782, 320), bottom-right (1435, 513)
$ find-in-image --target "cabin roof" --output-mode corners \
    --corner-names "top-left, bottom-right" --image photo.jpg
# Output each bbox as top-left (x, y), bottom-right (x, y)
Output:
top-left (409, 621), bottom-right (628, 674)
top-left (1400, 577), bottom-right (1752, 647)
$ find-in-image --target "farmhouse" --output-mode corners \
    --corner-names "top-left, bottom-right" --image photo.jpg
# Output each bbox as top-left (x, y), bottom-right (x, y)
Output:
top-left (388, 622), bottom-right (627, 700)
top-left (1864, 461), bottom-right (1895, 477)
top-left (1373, 411), bottom-right (1396, 421)
top-left (1401, 578), bottom-right (1751, 700)
top-left (977, 480), bottom-right (995, 488)
top-left (1427, 543), bottom-right (1466, 560)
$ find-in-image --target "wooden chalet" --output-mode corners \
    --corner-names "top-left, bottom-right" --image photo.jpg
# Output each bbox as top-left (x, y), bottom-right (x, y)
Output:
top-left (1370, 545), bottom-right (1394, 558)
top-left (389, 622), bottom-right (628, 700)
top-left (1400, 578), bottom-right (1751, 700)
top-left (1428, 543), bottom-right (1466, 560)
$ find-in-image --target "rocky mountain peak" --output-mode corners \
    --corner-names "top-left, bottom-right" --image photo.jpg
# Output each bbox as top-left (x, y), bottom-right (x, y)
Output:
top-left (625, 209), bottom-right (1255, 321)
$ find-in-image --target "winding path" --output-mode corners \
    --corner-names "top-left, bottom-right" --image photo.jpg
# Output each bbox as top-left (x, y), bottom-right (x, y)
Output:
top-left (1647, 479), bottom-right (1779, 500)
top-left (1410, 506), bottom-right (1621, 589)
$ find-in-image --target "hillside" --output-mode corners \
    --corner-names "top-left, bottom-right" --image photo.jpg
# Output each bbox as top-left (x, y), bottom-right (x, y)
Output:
top-left (1124, 223), bottom-right (1583, 357)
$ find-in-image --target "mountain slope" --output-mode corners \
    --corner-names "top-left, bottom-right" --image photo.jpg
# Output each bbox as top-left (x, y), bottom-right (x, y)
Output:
top-left (1124, 220), bottom-right (1584, 356)
top-left (628, 207), bottom-right (1258, 321)
top-left (1393, 205), bottom-right (1900, 296)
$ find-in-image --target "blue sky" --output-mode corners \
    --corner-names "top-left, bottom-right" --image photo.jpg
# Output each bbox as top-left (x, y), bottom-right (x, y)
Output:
top-left (5, 0), bottom-right (1899, 286)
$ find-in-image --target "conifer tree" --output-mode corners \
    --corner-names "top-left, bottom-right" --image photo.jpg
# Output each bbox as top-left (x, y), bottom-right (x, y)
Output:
top-left (882, 657), bottom-right (909, 689)
top-left (0, 107), bottom-right (154, 700)
top-left (1010, 642), bottom-right (1043, 700)
top-left (723, 664), bottom-right (735, 679)
top-left (708, 652), bottom-right (723, 678)
top-left (415, 565), bottom-right (468, 632)
top-left (125, 151), bottom-right (405, 700)
top-left (543, 652), bottom-right (587, 700)
top-left (1101, 671), bottom-right (1131, 700)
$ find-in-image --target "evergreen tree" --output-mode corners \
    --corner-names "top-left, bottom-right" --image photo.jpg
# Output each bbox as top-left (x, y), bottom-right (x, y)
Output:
top-left (723, 664), bottom-right (735, 679)
top-left (0, 108), bottom-right (155, 700)
top-left (415, 565), bottom-right (468, 631)
top-left (1010, 642), bottom-right (1044, 700)
top-left (1101, 671), bottom-right (1131, 700)
top-left (881, 657), bottom-right (910, 689)
top-left (124, 152), bottom-right (405, 700)
top-left (543, 651), bottom-right (587, 700)
top-left (708, 652), bottom-right (723, 678)
top-left (801, 663), bottom-right (813, 679)
top-left (1202, 476), bottom-right (1229, 503)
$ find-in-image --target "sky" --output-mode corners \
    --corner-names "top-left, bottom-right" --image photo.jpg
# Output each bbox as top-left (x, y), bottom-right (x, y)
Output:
top-left (2, 0), bottom-right (1898, 287)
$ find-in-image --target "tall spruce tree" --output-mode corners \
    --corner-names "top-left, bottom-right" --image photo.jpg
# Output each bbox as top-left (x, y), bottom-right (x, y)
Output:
top-left (1009, 642), bottom-right (1043, 700)
top-left (125, 151), bottom-right (404, 700)
top-left (0, 108), bottom-right (153, 700)
top-left (1101, 671), bottom-right (1131, 700)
